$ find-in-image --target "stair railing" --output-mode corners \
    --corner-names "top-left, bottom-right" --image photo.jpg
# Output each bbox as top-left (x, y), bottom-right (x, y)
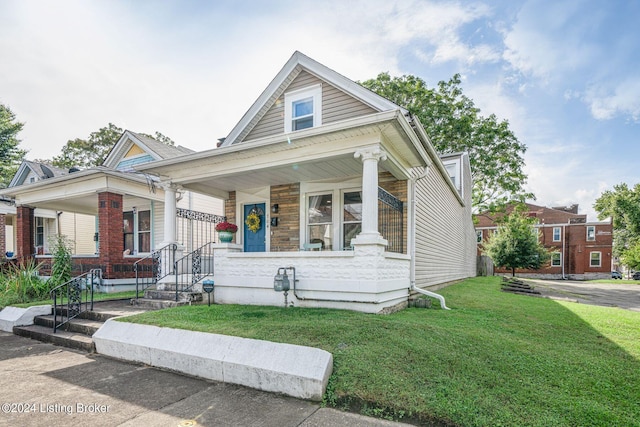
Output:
top-left (134, 244), bottom-right (178, 300)
top-left (50, 269), bottom-right (102, 333)
top-left (174, 242), bottom-right (215, 301)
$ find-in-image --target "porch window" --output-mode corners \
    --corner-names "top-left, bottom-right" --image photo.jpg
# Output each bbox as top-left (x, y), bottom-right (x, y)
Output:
top-left (35, 217), bottom-right (45, 248)
top-left (308, 194), bottom-right (332, 250)
top-left (123, 210), bottom-right (151, 254)
top-left (343, 191), bottom-right (362, 249)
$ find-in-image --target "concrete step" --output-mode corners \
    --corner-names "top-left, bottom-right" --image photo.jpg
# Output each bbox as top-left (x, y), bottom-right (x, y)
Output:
top-left (13, 324), bottom-right (95, 352)
top-left (143, 290), bottom-right (203, 302)
top-left (53, 307), bottom-right (119, 323)
top-left (129, 299), bottom-right (192, 309)
top-left (34, 315), bottom-right (103, 336)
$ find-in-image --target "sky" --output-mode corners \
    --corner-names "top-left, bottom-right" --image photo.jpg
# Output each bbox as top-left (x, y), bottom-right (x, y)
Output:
top-left (1, 0), bottom-right (638, 220)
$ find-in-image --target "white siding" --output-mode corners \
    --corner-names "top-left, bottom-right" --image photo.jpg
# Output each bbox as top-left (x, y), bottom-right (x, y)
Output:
top-left (412, 155), bottom-right (476, 288)
top-left (59, 213), bottom-right (97, 255)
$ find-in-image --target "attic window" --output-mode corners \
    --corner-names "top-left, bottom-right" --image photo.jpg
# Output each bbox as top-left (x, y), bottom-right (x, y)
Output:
top-left (284, 84), bottom-right (322, 133)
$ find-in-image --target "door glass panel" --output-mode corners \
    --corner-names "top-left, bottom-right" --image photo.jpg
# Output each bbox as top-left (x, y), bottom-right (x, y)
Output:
top-left (308, 194), bottom-right (332, 250)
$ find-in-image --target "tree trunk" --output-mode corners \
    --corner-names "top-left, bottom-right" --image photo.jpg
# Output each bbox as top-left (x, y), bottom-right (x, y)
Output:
top-left (512, 267), bottom-right (516, 277)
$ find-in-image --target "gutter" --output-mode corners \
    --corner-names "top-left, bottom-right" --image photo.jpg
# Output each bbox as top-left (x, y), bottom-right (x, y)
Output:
top-left (408, 169), bottom-right (450, 310)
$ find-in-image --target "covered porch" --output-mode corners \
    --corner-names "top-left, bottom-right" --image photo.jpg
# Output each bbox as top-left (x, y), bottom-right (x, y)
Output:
top-left (139, 113), bottom-right (427, 312)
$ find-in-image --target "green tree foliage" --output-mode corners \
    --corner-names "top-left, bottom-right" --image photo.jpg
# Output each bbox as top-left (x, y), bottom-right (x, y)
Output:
top-left (482, 210), bottom-right (550, 277)
top-left (360, 73), bottom-right (533, 212)
top-left (594, 183), bottom-right (640, 263)
top-left (141, 131), bottom-right (175, 146)
top-left (0, 103), bottom-right (28, 188)
top-left (51, 123), bottom-right (123, 168)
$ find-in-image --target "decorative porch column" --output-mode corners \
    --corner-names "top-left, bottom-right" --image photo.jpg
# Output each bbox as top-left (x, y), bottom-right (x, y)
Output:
top-left (352, 147), bottom-right (388, 247)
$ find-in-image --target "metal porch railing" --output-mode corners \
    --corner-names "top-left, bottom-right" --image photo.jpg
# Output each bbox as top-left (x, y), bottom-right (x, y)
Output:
top-left (134, 243), bottom-right (178, 300)
top-left (174, 242), bottom-right (215, 301)
top-left (50, 269), bottom-right (101, 333)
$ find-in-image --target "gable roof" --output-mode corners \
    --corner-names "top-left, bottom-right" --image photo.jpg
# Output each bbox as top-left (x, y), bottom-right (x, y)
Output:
top-left (102, 130), bottom-right (195, 170)
top-left (220, 51), bottom-right (406, 147)
top-left (9, 160), bottom-right (68, 187)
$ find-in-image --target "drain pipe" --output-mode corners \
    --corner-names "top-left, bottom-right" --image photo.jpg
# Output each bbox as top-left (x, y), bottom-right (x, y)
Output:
top-left (408, 167), bottom-right (450, 310)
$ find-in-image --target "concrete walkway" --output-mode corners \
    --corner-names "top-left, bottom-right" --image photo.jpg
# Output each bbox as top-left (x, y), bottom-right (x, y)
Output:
top-left (527, 279), bottom-right (640, 311)
top-left (0, 332), bottom-right (411, 427)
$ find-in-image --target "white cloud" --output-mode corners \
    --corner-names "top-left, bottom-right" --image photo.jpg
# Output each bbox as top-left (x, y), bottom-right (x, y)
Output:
top-left (583, 79), bottom-right (640, 122)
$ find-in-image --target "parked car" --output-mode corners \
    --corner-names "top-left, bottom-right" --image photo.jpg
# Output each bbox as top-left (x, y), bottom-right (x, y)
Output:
top-left (612, 271), bottom-right (623, 279)
top-left (632, 271), bottom-right (640, 280)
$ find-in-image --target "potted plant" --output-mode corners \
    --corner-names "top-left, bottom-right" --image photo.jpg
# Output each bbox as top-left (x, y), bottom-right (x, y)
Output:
top-left (215, 221), bottom-right (238, 243)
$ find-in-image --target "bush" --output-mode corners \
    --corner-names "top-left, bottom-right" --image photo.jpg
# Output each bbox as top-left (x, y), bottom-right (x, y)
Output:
top-left (48, 235), bottom-right (73, 289)
top-left (0, 259), bottom-right (48, 306)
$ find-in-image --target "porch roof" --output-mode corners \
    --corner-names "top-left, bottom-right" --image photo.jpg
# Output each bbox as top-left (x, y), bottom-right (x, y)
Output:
top-left (0, 168), bottom-right (163, 215)
top-left (137, 110), bottom-right (434, 199)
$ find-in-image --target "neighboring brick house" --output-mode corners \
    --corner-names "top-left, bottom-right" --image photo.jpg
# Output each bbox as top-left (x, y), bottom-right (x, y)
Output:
top-left (475, 203), bottom-right (613, 280)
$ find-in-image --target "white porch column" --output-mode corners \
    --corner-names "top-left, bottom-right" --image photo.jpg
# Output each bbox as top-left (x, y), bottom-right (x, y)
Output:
top-left (158, 182), bottom-right (179, 248)
top-left (352, 147), bottom-right (388, 247)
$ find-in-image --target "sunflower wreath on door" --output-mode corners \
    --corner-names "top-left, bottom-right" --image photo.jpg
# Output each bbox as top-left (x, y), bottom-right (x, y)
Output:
top-left (245, 205), bottom-right (262, 233)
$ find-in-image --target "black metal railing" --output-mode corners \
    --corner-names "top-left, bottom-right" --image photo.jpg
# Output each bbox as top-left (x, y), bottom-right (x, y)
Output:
top-left (134, 244), bottom-right (178, 300)
top-left (174, 242), bottom-right (215, 301)
top-left (378, 187), bottom-right (404, 253)
top-left (176, 208), bottom-right (226, 253)
top-left (51, 269), bottom-right (101, 333)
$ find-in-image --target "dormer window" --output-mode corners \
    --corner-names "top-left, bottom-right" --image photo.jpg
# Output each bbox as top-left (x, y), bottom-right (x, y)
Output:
top-left (284, 84), bottom-right (322, 132)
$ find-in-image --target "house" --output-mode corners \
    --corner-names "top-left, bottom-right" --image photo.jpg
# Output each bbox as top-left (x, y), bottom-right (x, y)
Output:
top-left (475, 203), bottom-right (613, 280)
top-left (0, 131), bottom-right (224, 290)
top-left (135, 51), bottom-right (477, 312)
top-left (0, 161), bottom-right (96, 257)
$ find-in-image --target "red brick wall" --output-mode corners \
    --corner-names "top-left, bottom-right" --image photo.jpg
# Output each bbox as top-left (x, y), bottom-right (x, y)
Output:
top-left (98, 192), bottom-right (124, 279)
top-left (16, 206), bottom-right (34, 261)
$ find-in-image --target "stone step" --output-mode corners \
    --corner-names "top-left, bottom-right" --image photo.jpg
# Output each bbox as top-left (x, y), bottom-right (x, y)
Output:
top-left (143, 290), bottom-right (202, 302)
top-left (13, 324), bottom-right (95, 352)
top-left (501, 287), bottom-right (541, 295)
top-left (52, 307), bottom-right (119, 323)
top-left (129, 298), bottom-right (191, 310)
top-left (34, 315), bottom-right (104, 336)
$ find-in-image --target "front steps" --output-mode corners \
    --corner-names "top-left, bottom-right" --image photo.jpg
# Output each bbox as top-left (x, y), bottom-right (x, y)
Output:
top-left (12, 300), bottom-right (153, 352)
top-left (130, 282), bottom-right (203, 309)
top-left (14, 310), bottom-right (111, 352)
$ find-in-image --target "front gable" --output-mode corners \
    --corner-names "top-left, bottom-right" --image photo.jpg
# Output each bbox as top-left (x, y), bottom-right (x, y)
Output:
top-left (103, 131), bottom-right (193, 172)
top-left (222, 51), bottom-right (404, 147)
top-left (9, 161), bottom-right (67, 187)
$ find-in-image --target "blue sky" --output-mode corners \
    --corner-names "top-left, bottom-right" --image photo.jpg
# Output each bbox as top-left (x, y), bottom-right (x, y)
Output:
top-left (1, 0), bottom-right (638, 220)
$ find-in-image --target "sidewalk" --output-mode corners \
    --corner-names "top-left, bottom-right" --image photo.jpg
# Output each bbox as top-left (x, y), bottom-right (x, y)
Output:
top-left (0, 332), bottom-right (411, 427)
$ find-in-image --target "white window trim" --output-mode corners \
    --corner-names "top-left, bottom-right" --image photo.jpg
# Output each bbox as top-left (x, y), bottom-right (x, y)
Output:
top-left (476, 229), bottom-right (483, 244)
top-left (442, 158), bottom-right (461, 195)
top-left (551, 252), bottom-right (562, 267)
top-left (586, 225), bottom-right (596, 241)
top-left (552, 227), bottom-right (561, 242)
top-left (284, 84), bottom-right (322, 133)
top-left (300, 180), bottom-right (361, 250)
top-left (590, 251), bottom-right (602, 267)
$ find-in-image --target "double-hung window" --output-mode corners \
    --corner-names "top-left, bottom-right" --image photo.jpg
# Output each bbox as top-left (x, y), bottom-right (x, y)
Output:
top-left (284, 84), bottom-right (322, 132)
top-left (553, 227), bottom-right (561, 242)
top-left (307, 194), bottom-right (333, 250)
top-left (590, 251), bottom-right (601, 267)
top-left (123, 209), bottom-right (151, 254)
top-left (551, 252), bottom-right (562, 267)
top-left (587, 226), bottom-right (596, 241)
top-left (342, 191), bottom-right (362, 249)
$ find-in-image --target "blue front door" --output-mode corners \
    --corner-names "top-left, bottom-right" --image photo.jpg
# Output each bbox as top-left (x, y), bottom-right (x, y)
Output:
top-left (244, 203), bottom-right (266, 252)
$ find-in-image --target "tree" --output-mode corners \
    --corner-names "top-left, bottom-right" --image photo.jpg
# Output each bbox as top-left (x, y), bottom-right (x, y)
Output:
top-left (594, 183), bottom-right (640, 262)
top-left (141, 131), bottom-right (175, 146)
top-left (51, 123), bottom-right (123, 168)
top-left (360, 73), bottom-right (533, 212)
top-left (0, 103), bottom-right (28, 188)
top-left (482, 210), bottom-right (550, 277)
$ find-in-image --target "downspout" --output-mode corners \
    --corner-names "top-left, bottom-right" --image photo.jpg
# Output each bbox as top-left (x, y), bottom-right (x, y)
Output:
top-left (408, 167), bottom-right (450, 310)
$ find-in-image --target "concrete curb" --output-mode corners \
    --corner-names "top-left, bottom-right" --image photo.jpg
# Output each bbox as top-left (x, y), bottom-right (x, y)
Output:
top-left (93, 319), bottom-right (333, 401)
top-left (0, 305), bottom-right (51, 332)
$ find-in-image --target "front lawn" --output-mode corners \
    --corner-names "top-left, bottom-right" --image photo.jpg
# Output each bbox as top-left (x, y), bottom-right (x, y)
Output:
top-left (1, 291), bottom-right (138, 310)
top-left (121, 277), bottom-right (640, 426)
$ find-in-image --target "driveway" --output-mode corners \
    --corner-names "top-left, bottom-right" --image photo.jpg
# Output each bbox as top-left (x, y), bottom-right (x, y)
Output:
top-left (527, 279), bottom-right (640, 311)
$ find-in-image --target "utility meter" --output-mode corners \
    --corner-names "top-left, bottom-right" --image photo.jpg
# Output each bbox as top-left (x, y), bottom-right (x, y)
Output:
top-left (274, 268), bottom-right (290, 292)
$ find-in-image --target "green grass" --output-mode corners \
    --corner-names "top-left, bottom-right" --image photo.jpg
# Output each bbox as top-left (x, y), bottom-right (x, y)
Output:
top-left (121, 277), bottom-right (640, 426)
top-left (1, 290), bottom-right (137, 310)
